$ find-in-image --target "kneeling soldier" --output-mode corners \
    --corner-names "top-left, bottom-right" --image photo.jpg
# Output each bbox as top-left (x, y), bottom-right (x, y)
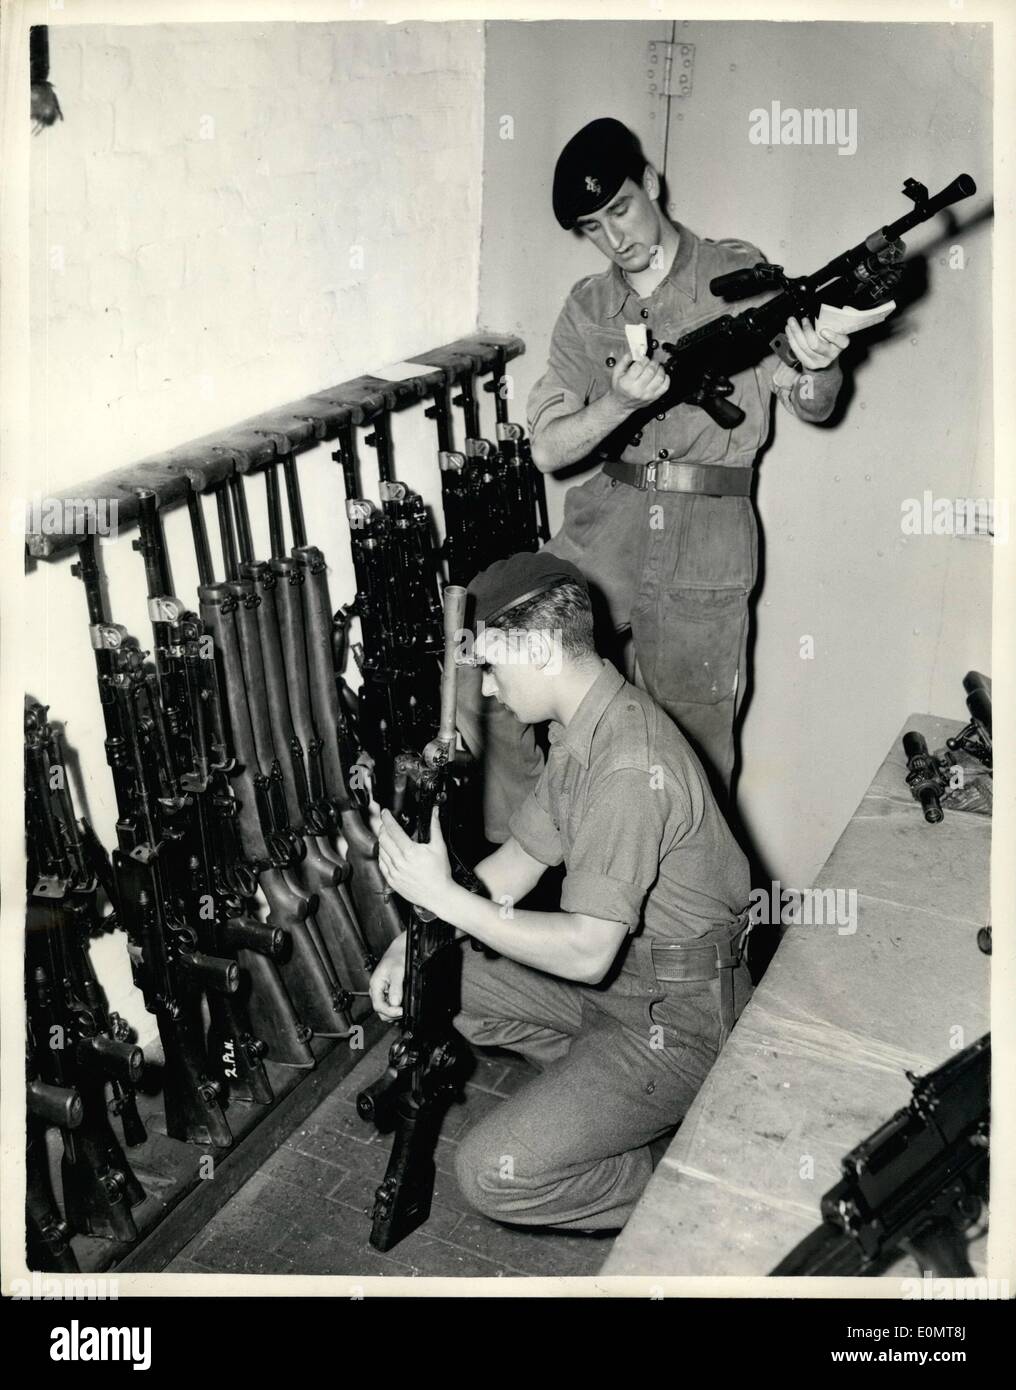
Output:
top-left (372, 552), bottom-right (753, 1231)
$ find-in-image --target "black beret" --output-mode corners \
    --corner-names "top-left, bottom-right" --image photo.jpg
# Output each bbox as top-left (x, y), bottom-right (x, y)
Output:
top-left (467, 552), bottom-right (588, 627)
top-left (552, 117), bottom-right (644, 230)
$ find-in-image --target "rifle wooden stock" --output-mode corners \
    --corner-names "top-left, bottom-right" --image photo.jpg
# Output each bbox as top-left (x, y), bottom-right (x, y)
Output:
top-left (292, 543), bottom-right (351, 798)
top-left (198, 584), bottom-right (272, 860)
top-left (199, 580), bottom-right (350, 1043)
top-left (247, 562), bottom-right (313, 830)
top-left (237, 945), bottom-right (314, 1070)
top-left (260, 869), bottom-right (352, 1036)
top-left (222, 564), bottom-right (363, 1012)
top-left (294, 841), bottom-right (372, 993)
top-left (290, 539), bottom-right (401, 958)
top-left (230, 579), bottom-right (283, 779)
top-left (339, 806), bottom-right (405, 958)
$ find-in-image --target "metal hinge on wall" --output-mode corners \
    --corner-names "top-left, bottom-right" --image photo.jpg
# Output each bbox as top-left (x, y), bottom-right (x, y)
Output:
top-left (648, 40), bottom-right (695, 99)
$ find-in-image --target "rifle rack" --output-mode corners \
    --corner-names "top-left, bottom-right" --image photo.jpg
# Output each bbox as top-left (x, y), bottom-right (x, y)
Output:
top-left (25, 333), bottom-right (524, 560)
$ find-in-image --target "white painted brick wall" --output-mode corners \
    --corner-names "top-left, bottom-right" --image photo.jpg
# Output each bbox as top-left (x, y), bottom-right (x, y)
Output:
top-left (27, 19), bottom-right (487, 1049)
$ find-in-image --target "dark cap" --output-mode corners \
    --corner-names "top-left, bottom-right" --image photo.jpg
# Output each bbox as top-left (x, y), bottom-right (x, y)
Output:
top-left (552, 117), bottom-right (645, 230)
top-left (467, 552), bottom-right (588, 627)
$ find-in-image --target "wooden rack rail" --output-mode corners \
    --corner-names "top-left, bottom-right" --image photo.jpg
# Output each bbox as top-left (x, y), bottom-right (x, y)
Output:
top-left (26, 333), bottom-right (524, 560)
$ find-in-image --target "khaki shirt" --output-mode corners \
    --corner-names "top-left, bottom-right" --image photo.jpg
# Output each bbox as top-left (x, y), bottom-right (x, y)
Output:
top-left (527, 222), bottom-right (840, 470)
top-left (509, 661), bottom-right (750, 944)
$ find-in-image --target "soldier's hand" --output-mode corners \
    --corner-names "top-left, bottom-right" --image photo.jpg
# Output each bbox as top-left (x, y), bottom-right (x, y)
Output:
top-left (378, 807), bottom-right (453, 916)
top-left (369, 933), bottom-right (408, 1021)
top-left (784, 316), bottom-right (849, 371)
top-left (609, 352), bottom-right (669, 411)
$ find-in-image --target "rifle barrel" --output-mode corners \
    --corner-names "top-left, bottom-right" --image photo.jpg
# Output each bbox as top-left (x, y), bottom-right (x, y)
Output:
top-left (437, 586), bottom-right (467, 746)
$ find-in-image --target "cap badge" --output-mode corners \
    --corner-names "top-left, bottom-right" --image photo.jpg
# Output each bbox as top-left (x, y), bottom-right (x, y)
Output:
top-left (584, 175), bottom-right (601, 195)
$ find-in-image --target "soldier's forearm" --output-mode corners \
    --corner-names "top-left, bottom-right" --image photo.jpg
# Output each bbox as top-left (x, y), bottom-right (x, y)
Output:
top-left (791, 362), bottom-right (843, 422)
top-left (530, 393), bottom-right (634, 473)
top-left (438, 883), bottom-right (613, 983)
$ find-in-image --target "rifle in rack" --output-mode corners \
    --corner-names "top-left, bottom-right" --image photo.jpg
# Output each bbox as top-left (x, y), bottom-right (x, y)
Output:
top-left (332, 394), bottom-right (444, 790)
top-left (25, 699), bottom-right (147, 1248)
top-left (133, 488), bottom-right (312, 1094)
top-left (223, 449), bottom-right (375, 991)
top-left (413, 338), bottom-right (549, 584)
top-left (605, 173), bottom-right (977, 447)
top-left (265, 422), bottom-right (404, 960)
top-left (415, 344), bottom-right (496, 587)
top-left (484, 341), bottom-right (551, 551)
top-left (356, 585), bottom-right (474, 1251)
top-left (189, 474), bottom-right (356, 1043)
top-left (72, 536), bottom-right (237, 1147)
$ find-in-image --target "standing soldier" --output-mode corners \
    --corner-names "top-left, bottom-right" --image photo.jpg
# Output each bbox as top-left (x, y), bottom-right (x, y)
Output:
top-left (459, 117), bottom-right (849, 831)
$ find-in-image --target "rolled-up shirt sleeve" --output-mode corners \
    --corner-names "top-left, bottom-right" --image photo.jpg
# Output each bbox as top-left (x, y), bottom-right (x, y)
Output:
top-left (526, 295), bottom-right (595, 439)
top-left (508, 774), bottom-right (564, 867)
top-left (559, 767), bottom-right (674, 932)
top-left (756, 350), bottom-right (842, 422)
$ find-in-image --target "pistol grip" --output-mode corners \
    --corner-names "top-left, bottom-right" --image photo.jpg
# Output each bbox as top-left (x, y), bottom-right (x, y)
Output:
top-left (702, 394), bottom-right (746, 429)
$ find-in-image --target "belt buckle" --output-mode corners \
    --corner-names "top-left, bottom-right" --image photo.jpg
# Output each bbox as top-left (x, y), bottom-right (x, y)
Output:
top-left (643, 462), bottom-right (658, 490)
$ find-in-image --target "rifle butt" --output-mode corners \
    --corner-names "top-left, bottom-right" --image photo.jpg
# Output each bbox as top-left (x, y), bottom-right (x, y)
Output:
top-left (368, 1093), bottom-right (441, 1252)
top-left (205, 991), bottom-right (274, 1107)
top-left (239, 948), bottom-right (315, 1069)
top-left (26, 1129), bottom-right (80, 1273)
top-left (59, 1087), bottom-right (144, 1242)
top-left (298, 843), bottom-right (373, 992)
top-left (340, 807), bottom-right (404, 955)
top-left (157, 1004), bottom-right (233, 1149)
top-left (262, 870), bottom-right (352, 1037)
